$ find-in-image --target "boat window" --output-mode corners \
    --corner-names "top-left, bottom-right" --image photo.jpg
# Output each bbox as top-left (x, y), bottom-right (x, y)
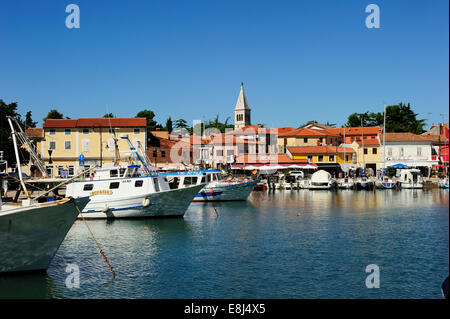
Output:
top-left (83, 184), bottom-right (93, 191)
top-left (184, 177), bottom-right (193, 186)
top-left (216, 174), bottom-right (222, 181)
top-left (201, 176), bottom-right (206, 183)
top-left (169, 177), bottom-right (179, 189)
top-left (135, 180), bottom-right (143, 187)
top-left (210, 174), bottom-right (215, 181)
top-left (110, 169), bottom-right (118, 178)
top-left (119, 168), bottom-right (126, 177)
top-left (153, 178), bottom-right (160, 192)
top-left (109, 182), bottom-right (120, 189)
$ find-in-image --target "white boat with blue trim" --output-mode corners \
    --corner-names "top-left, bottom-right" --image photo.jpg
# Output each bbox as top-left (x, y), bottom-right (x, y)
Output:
top-left (66, 165), bottom-right (205, 218)
top-left (162, 170), bottom-right (258, 201)
top-left (65, 134), bottom-right (205, 219)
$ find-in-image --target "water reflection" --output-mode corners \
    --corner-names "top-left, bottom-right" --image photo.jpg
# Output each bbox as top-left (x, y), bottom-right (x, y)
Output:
top-left (0, 189), bottom-right (447, 298)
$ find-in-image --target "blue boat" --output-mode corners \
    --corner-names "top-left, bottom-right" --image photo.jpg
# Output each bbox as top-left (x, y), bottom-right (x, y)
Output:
top-left (159, 169), bottom-right (258, 201)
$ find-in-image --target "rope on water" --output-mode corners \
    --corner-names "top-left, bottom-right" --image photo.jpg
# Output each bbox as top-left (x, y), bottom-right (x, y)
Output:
top-left (73, 203), bottom-right (116, 279)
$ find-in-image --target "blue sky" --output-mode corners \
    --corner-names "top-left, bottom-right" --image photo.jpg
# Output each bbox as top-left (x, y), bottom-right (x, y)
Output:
top-left (0, 0), bottom-right (448, 129)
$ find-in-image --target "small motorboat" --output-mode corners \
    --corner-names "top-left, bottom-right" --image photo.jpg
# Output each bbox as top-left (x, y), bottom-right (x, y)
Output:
top-left (307, 170), bottom-right (336, 190)
top-left (398, 169), bottom-right (424, 189)
top-left (438, 177), bottom-right (449, 189)
top-left (338, 177), bottom-right (355, 189)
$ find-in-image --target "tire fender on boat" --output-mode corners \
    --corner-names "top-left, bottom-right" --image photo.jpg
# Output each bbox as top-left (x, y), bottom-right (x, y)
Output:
top-left (142, 198), bottom-right (151, 207)
top-left (102, 205), bottom-right (110, 213)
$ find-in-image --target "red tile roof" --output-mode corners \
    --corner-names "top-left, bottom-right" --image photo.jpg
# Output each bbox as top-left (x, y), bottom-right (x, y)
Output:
top-left (279, 127), bottom-right (339, 137)
top-left (328, 127), bottom-right (383, 136)
top-left (384, 132), bottom-right (434, 142)
top-left (43, 118), bottom-right (147, 128)
top-left (287, 146), bottom-right (355, 154)
top-left (25, 128), bottom-right (44, 139)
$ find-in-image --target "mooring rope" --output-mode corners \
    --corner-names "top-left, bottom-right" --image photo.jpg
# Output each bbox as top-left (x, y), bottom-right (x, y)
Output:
top-left (73, 203), bottom-right (116, 279)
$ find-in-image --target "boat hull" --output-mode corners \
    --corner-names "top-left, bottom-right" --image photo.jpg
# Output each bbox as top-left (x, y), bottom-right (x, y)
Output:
top-left (193, 180), bottom-right (258, 201)
top-left (80, 184), bottom-right (205, 219)
top-left (400, 182), bottom-right (424, 189)
top-left (0, 197), bottom-right (89, 274)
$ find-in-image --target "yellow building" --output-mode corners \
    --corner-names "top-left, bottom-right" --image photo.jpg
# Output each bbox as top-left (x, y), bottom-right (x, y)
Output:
top-left (277, 127), bottom-right (341, 153)
top-left (287, 146), bottom-right (356, 164)
top-left (351, 140), bottom-right (381, 172)
top-left (30, 118), bottom-right (147, 177)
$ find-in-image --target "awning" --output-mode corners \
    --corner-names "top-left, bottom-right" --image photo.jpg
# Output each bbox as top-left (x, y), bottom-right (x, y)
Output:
top-left (231, 163), bottom-right (318, 170)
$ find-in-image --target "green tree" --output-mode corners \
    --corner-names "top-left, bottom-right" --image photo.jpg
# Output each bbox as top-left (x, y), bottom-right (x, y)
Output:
top-left (24, 111), bottom-right (37, 128)
top-left (165, 117), bottom-right (173, 133)
top-left (345, 103), bottom-right (425, 133)
top-left (43, 109), bottom-right (64, 122)
top-left (385, 103), bottom-right (426, 134)
top-left (136, 109), bottom-right (158, 131)
top-left (103, 113), bottom-right (115, 118)
top-left (174, 118), bottom-right (188, 129)
top-left (0, 100), bottom-right (30, 166)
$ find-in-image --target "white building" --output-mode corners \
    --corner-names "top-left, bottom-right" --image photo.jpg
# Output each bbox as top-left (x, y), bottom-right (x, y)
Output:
top-left (380, 133), bottom-right (438, 168)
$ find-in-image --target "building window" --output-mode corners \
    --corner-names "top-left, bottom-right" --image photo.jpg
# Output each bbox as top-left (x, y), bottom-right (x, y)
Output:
top-left (388, 147), bottom-right (392, 156)
top-left (49, 129), bottom-right (56, 136)
top-left (134, 128), bottom-right (140, 134)
top-left (304, 138), bottom-right (308, 143)
top-left (351, 137), bottom-right (354, 142)
top-left (363, 148), bottom-right (368, 155)
top-left (372, 148), bottom-right (377, 154)
top-left (161, 151), bottom-right (166, 158)
top-left (345, 154), bottom-right (350, 162)
top-left (417, 147), bottom-right (422, 156)
top-left (65, 129), bottom-right (71, 135)
top-left (153, 150), bottom-right (157, 157)
top-left (82, 128), bottom-right (90, 135)
top-left (216, 150), bottom-right (223, 156)
top-left (318, 155), bottom-right (323, 162)
top-left (49, 141), bottom-right (56, 150)
top-left (65, 141), bottom-right (71, 150)
top-left (82, 139), bottom-right (90, 152)
top-left (329, 155), bottom-right (334, 162)
top-left (68, 165), bottom-right (74, 176)
top-left (307, 155), bottom-right (313, 162)
top-left (109, 128), bottom-right (115, 134)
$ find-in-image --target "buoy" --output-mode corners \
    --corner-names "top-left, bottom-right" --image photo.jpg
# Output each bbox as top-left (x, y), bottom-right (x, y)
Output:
top-left (209, 189), bottom-right (214, 194)
top-left (142, 198), bottom-right (151, 207)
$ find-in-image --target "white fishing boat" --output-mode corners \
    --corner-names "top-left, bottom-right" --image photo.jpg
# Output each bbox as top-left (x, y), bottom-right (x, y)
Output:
top-left (66, 165), bottom-right (205, 218)
top-left (65, 134), bottom-right (205, 218)
top-left (338, 177), bottom-right (355, 189)
top-left (0, 116), bottom-right (90, 273)
top-left (398, 169), bottom-right (424, 189)
top-left (163, 170), bottom-right (258, 201)
top-left (306, 170), bottom-right (336, 190)
top-left (0, 196), bottom-right (90, 273)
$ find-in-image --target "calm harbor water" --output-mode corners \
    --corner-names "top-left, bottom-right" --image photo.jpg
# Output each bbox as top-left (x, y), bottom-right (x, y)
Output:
top-left (0, 189), bottom-right (448, 299)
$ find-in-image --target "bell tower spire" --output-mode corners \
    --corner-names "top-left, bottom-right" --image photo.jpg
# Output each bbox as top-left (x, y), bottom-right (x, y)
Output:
top-left (234, 82), bottom-right (251, 130)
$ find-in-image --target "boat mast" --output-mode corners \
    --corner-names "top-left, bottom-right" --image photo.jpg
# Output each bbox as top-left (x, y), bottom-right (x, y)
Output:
top-left (7, 117), bottom-right (30, 200)
top-left (383, 104), bottom-right (387, 173)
